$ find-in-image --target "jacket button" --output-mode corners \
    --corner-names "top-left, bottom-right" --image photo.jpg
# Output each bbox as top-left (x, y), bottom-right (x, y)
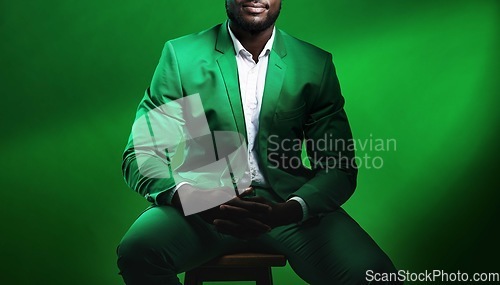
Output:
top-left (145, 193), bottom-right (154, 202)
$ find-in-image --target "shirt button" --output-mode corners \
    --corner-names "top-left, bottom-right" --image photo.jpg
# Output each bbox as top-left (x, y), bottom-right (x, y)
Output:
top-left (231, 176), bottom-right (238, 184)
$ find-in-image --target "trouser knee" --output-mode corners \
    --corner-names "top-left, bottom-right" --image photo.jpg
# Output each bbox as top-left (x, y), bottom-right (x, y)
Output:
top-left (116, 236), bottom-right (179, 284)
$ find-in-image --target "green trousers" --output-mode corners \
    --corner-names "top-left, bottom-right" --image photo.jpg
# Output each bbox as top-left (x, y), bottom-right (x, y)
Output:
top-left (117, 188), bottom-right (397, 284)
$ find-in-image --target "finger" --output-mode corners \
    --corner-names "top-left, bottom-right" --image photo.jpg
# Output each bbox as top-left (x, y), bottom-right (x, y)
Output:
top-left (238, 187), bottom-right (254, 197)
top-left (222, 216), bottom-right (271, 232)
top-left (240, 217), bottom-right (272, 232)
top-left (227, 199), bottom-right (271, 213)
top-left (219, 205), bottom-right (268, 222)
top-left (219, 204), bottom-right (252, 216)
top-left (242, 196), bottom-right (268, 204)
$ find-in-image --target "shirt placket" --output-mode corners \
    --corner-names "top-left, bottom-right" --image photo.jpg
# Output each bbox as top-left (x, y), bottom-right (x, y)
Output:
top-left (247, 59), bottom-right (259, 183)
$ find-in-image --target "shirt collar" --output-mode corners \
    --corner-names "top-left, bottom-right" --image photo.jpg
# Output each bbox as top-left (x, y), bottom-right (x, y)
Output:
top-left (227, 22), bottom-right (276, 59)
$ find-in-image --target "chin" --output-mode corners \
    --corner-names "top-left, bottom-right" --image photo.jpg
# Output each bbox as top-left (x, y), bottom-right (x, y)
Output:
top-left (244, 17), bottom-right (266, 26)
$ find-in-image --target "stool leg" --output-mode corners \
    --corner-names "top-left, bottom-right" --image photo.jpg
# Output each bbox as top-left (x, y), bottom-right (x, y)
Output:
top-left (186, 266), bottom-right (274, 285)
top-left (184, 270), bottom-right (202, 285)
top-left (255, 267), bottom-right (273, 285)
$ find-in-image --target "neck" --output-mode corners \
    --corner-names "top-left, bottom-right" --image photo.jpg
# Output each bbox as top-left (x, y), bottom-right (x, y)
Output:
top-left (229, 20), bottom-right (274, 62)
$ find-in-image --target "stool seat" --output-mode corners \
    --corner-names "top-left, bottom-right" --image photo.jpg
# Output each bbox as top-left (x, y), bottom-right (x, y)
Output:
top-left (184, 253), bottom-right (287, 285)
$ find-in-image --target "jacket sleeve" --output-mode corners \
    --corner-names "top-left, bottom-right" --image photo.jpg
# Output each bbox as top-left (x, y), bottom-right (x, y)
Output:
top-left (121, 41), bottom-right (185, 205)
top-left (291, 53), bottom-right (358, 216)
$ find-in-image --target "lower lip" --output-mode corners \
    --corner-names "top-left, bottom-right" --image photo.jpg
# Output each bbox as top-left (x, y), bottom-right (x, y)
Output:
top-left (243, 6), bottom-right (266, 14)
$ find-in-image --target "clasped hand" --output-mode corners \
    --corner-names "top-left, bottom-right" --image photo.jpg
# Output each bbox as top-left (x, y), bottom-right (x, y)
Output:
top-left (172, 186), bottom-right (302, 239)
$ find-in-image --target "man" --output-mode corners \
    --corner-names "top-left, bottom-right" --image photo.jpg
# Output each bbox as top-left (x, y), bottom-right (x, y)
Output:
top-left (117, 0), bottom-right (397, 284)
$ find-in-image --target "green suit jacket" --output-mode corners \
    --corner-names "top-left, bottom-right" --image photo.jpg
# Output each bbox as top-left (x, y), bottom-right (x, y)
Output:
top-left (123, 22), bottom-right (357, 217)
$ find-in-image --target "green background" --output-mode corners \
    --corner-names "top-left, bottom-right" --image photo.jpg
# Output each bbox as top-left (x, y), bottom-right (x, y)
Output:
top-left (1, 0), bottom-right (499, 284)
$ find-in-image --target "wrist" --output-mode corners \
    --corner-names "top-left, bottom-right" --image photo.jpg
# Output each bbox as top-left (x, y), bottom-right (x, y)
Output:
top-left (280, 200), bottom-right (303, 225)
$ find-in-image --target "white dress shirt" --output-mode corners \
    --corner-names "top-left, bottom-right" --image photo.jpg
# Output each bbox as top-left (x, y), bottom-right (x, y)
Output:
top-left (227, 25), bottom-right (273, 188)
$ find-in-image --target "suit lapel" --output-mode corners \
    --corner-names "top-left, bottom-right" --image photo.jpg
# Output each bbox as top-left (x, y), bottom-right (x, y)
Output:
top-left (215, 22), bottom-right (247, 142)
top-left (259, 29), bottom-right (287, 137)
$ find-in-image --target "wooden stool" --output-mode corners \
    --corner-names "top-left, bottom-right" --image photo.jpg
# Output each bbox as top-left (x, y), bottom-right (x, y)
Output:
top-left (184, 253), bottom-right (287, 285)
